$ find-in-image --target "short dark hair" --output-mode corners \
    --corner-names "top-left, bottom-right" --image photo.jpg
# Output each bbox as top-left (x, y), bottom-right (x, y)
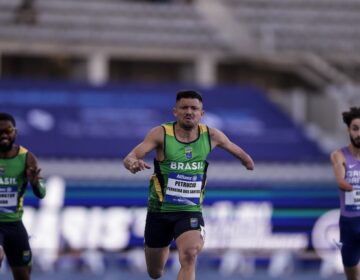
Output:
top-left (342, 107), bottom-right (360, 127)
top-left (176, 90), bottom-right (202, 103)
top-left (0, 112), bottom-right (16, 127)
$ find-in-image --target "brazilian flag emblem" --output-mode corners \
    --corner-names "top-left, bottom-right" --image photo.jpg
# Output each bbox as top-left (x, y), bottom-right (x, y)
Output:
top-left (0, 166), bottom-right (5, 176)
top-left (185, 146), bottom-right (192, 159)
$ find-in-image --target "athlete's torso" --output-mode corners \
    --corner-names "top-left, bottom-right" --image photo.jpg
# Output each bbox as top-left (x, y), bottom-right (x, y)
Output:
top-left (0, 146), bottom-right (28, 222)
top-left (148, 122), bottom-right (211, 212)
top-left (339, 146), bottom-right (360, 217)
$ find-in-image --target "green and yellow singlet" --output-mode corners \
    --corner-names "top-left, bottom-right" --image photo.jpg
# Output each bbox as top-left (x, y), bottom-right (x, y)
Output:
top-left (148, 122), bottom-right (211, 212)
top-left (0, 146), bottom-right (28, 222)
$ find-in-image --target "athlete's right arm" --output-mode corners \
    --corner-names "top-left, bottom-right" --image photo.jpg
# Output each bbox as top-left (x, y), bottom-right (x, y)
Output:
top-left (26, 151), bottom-right (46, 199)
top-left (330, 150), bottom-right (353, 192)
top-left (123, 126), bottom-right (163, 174)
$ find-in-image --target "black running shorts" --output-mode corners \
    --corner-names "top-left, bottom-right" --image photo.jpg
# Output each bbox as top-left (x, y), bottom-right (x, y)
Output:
top-left (0, 221), bottom-right (32, 267)
top-left (144, 211), bottom-right (205, 248)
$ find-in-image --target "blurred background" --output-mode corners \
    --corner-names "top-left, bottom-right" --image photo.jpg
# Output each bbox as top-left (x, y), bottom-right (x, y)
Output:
top-left (0, 0), bottom-right (359, 279)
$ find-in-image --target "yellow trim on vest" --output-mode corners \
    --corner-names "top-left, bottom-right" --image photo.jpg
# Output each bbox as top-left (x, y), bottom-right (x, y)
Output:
top-left (19, 196), bottom-right (24, 209)
top-left (151, 174), bottom-right (163, 202)
top-left (18, 146), bottom-right (28, 155)
top-left (163, 124), bottom-right (174, 136)
top-left (164, 123), bottom-right (207, 135)
top-left (199, 124), bottom-right (207, 134)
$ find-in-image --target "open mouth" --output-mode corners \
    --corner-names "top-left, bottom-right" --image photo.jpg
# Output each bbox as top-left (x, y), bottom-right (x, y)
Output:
top-left (0, 139), bottom-right (11, 147)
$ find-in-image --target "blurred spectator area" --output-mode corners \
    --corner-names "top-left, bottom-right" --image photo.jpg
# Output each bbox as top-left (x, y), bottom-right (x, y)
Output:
top-left (0, 80), bottom-right (326, 161)
top-left (224, 0), bottom-right (360, 55)
top-left (0, 0), bottom-right (223, 51)
top-left (0, 0), bottom-right (359, 153)
top-left (0, 0), bottom-right (359, 82)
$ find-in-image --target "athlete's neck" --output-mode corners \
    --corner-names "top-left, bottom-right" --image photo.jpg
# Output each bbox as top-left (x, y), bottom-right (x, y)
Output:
top-left (0, 144), bottom-right (18, 158)
top-left (175, 123), bottom-right (198, 142)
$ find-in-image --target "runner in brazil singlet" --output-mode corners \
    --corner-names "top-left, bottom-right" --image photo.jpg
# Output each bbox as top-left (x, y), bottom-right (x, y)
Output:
top-left (0, 146), bottom-right (29, 222)
top-left (148, 122), bottom-right (211, 212)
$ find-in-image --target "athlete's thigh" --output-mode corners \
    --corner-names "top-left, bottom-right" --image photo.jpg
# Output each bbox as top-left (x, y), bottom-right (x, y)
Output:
top-left (175, 230), bottom-right (204, 255)
top-left (344, 265), bottom-right (360, 280)
top-left (342, 242), bottom-right (360, 268)
top-left (173, 212), bottom-right (205, 241)
top-left (340, 216), bottom-right (360, 267)
top-left (144, 212), bottom-right (174, 248)
top-left (174, 212), bottom-right (205, 252)
top-left (144, 244), bottom-right (170, 271)
top-left (144, 212), bottom-right (173, 269)
top-left (2, 221), bottom-right (32, 268)
top-left (11, 266), bottom-right (31, 280)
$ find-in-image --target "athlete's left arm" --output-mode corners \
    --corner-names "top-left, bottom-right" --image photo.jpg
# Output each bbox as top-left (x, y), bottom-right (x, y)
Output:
top-left (26, 152), bottom-right (46, 198)
top-left (210, 127), bottom-right (254, 170)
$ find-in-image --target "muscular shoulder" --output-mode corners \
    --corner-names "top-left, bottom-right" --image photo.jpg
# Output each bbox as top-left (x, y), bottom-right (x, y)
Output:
top-left (26, 150), bottom-right (39, 167)
top-left (149, 126), bottom-right (164, 134)
top-left (208, 127), bottom-right (228, 147)
top-left (330, 149), bottom-right (345, 164)
top-left (208, 127), bottom-right (221, 138)
top-left (145, 126), bottom-right (164, 144)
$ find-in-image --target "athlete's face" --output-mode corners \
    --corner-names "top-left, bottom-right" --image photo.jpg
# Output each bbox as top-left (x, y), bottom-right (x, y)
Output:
top-left (349, 118), bottom-right (360, 149)
top-left (0, 120), bottom-right (16, 153)
top-left (173, 98), bottom-right (204, 130)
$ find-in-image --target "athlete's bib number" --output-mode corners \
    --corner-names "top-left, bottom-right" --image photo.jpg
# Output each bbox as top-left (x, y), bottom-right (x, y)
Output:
top-left (0, 186), bottom-right (18, 213)
top-left (165, 173), bottom-right (202, 205)
top-left (345, 185), bottom-right (360, 211)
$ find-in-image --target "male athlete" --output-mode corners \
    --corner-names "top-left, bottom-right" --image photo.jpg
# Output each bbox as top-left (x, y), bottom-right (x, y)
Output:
top-left (331, 107), bottom-right (360, 280)
top-left (0, 112), bottom-right (46, 280)
top-left (123, 90), bottom-right (254, 279)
